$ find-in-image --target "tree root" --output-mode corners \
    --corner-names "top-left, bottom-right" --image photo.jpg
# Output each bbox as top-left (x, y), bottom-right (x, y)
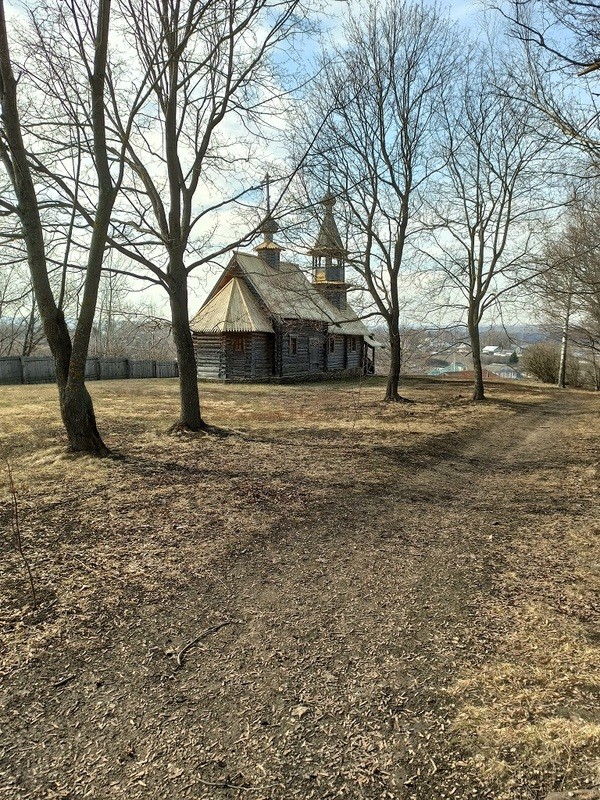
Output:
top-left (384, 394), bottom-right (415, 404)
top-left (167, 421), bottom-right (230, 437)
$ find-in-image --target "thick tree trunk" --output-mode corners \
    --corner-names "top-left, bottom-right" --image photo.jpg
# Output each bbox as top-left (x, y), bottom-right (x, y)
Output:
top-left (385, 329), bottom-right (402, 401)
top-left (0, 2), bottom-right (110, 455)
top-left (48, 324), bottom-right (110, 455)
top-left (169, 277), bottom-right (206, 431)
top-left (468, 316), bottom-right (485, 401)
top-left (59, 381), bottom-right (109, 455)
top-left (52, 315), bottom-right (110, 455)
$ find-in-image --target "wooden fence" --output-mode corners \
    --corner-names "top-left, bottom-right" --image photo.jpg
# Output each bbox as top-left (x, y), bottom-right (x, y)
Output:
top-left (0, 356), bottom-right (179, 385)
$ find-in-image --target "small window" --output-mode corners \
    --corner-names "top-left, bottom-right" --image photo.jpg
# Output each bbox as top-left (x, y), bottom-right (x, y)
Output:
top-left (329, 337), bottom-right (335, 353)
top-left (232, 335), bottom-right (245, 351)
top-left (290, 335), bottom-right (298, 355)
top-left (349, 337), bottom-right (357, 352)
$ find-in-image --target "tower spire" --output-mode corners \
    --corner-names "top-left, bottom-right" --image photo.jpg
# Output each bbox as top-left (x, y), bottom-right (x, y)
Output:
top-left (255, 170), bottom-right (283, 269)
top-left (309, 186), bottom-right (349, 311)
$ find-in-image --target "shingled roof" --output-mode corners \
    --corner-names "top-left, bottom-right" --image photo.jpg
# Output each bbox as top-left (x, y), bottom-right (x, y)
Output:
top-left (309, 193), bottom-right (347, 255)
top-left (192, 250), bottom-right (381, 342)
top-left (235, 253), bottom-right (338, 322)
top-left (190, 276), bottom-right (274, 333)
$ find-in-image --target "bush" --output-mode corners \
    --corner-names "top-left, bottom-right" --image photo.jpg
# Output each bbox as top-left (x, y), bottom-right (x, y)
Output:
top-left (521, 343), bottom-right (583, 386)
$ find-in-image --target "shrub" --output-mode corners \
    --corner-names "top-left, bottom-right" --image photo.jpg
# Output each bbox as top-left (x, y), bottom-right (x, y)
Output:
top-left (521, 343), bottom-right (583, 386)
top-left (521, 343), bottom-right (560, 383)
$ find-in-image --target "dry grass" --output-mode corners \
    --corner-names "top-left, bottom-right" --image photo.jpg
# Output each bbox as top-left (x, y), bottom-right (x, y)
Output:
top-left (1, 376), bottom-right (599, 800)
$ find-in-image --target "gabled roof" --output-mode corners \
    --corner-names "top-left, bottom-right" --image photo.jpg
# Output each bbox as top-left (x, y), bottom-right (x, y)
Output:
top-left (328, 305), bottom-right (373, 337)
top-left (190, 276), bottom-right (274, 333)
top-left (487, 363), bottom-right (522, 376)
top-left (235, 252), bottom-right (338, 322)
top-left (196, 250), bottom-right (372, 338)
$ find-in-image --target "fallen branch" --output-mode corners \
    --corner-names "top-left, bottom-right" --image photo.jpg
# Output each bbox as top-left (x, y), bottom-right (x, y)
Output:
top-left (197, 778), bottom-right (272, 791)
top-left (52, 675), bottom-right (76, 689)
top-left (176, 620), bottom-right (241, 668)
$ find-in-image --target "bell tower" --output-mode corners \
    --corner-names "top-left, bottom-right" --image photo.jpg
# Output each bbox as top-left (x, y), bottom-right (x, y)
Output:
top-left (309, 191), bottom-right (349, 311)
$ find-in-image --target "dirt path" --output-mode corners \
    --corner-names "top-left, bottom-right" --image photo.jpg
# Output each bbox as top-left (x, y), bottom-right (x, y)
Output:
top-left (1, 382), bottom-right (599, 800)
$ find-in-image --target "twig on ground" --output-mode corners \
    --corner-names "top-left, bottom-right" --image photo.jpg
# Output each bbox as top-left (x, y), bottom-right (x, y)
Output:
top-left (52, 675), bottom-right (76, 689)
top-left (176, 620), bottom-right (241, 668)
top-left (6, 460), bottom-right (37, 609)
top-left (197, 778), bottom-right (273, 791)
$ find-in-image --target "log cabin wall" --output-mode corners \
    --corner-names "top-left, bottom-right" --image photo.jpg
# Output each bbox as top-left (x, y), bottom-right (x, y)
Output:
top-left (224, 334), bottom-right (252, 380)
top-left (251, 333), bottom-right (274, 379)
top-left (193, 334), bottom-right (223, 379)
top-left (326, 334), bottom-right (345, 372)
top-left (194, 329), bottom-right (367, 382)
top-left (345, 336), bottom-right (363, 370)
top-left (281, 321), bottom-right (327, 378)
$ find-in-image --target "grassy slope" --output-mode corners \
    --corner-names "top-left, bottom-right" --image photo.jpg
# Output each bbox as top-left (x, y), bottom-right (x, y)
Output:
top-left (0, 377), bottom-right (599, 800)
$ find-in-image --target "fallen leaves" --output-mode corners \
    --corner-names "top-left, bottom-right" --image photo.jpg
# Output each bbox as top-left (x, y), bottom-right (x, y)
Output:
top-left (1, 378), bottom-right (599, 799)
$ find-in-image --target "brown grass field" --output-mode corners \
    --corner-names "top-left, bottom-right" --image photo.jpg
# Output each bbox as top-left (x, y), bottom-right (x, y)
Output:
top-left (1, 376), bottom-right (599, 800)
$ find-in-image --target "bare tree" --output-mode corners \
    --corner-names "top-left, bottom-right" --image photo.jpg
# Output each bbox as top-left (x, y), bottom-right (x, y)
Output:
top-left (536, 226), bottom-right (580, 388)
top-left (0, 0), bottom-right (119, 454)
top-left (0, 251), bottom-right (44, 356)
top-left (500, 0), bottom-right (600, 74)
top-left (425, 52), bottom-right (553, 400)
top-left (494, 0), bottom-right (600, 166)
top-left (99, 0), bottom-right (312, 431)
top-left (302, 0), bottom-right (460, 401)
top-left (533, 196), bottom-right (600, 386)
top-left (90, 267), bottom-right (175, 359)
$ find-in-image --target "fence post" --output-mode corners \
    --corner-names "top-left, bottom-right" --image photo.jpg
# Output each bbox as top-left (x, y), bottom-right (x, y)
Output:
top-left (152, 360), bottom-right (157, 378)
top-left (18, 356), bottom-right (25, 384)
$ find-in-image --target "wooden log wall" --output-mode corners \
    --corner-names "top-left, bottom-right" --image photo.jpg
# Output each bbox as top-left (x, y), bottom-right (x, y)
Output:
top-left (346, 337), bottom-right (363, 370)
top-left (327, 335), bottom-right (345, 371)
top-left (281, 321), bottom-right (327, 377)
top-left (251, 334), bottom-right (274, 379)
top-left (193, 334), bottom-right (223, 380)
top-left (224, 334), bottom-right (252, 380)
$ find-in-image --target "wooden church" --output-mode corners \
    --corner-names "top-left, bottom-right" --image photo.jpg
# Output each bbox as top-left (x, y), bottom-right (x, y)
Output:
top-left (190, 193), bottom-right (381, 382)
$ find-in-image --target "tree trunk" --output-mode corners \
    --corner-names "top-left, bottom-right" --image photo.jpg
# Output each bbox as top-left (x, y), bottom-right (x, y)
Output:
top-left (557, 291), bottom-right (572, 389)
top-left (557, 332), bottom-right (568, 388)
top-left (59, 381), bottom-right (109, 455)
top-left (385, 328), bottom-right (402, 401)
top-left (468, 316), bottom-right (485, 401)
top-left (169, 276), bottom-right (206, 431)
top-left (0, 0), bottom-right (111, 456)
